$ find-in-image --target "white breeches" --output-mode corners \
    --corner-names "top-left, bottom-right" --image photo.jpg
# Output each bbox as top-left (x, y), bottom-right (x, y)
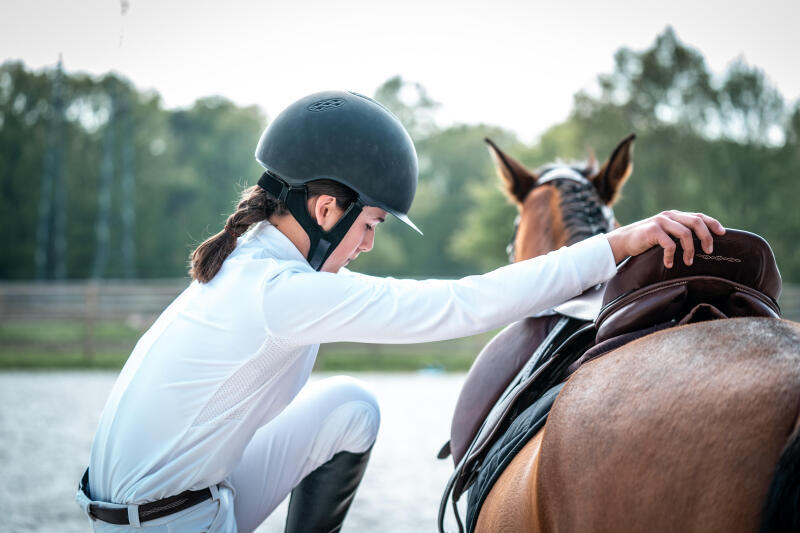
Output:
top-left (84, 376), bottom-right (380, 533)
top-left (231, 375), bottom-right (380, 532)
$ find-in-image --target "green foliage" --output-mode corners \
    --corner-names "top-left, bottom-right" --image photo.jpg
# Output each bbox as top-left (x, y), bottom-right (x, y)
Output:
top-left (373, 75), bottom-right (440, 139)
top-left (0, 63), bottom-right (62, 278)
top-left (448, 181), bottom-right (516, 270)
top-left (568, 28), bottom-right (799, 279)
top-left (350, 122), bottom-right (522, 277)
top-left (2, 27), bottom-right (799, 282)
top-left (0, 320), bottom-right (139, 343)
top-left (351, 77), bottom-right (521, 276)
top-left (315, 350), bottom-right (474, 372)
top-left (596, 27), bottom-right (717, 132)
top-left (0, 61), bottom-right (265, 278)
top-left (0, 350), bottom-right (130, 370)
top-left (456, 26), bottom-right (800, 280)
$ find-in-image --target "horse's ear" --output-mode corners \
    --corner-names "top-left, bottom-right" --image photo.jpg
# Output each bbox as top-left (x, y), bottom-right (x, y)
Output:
top-left (583, 148), bottom-right (598, 176)
top-left (485, 138), bottom-right (537, 204)
top-left (592, 133), bottom-right (635, 205)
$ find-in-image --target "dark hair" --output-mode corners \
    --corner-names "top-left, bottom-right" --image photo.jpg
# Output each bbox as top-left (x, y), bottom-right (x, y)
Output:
top-left (189, 179), bottom-right (357, 283)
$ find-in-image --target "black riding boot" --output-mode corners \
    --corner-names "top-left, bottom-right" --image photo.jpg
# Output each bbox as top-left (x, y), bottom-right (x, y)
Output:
top-left (284, 447), bottom-right (372, 533)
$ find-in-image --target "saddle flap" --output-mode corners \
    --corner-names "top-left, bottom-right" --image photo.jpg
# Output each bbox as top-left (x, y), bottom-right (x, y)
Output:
top-left (727, 290), bottom-right (780, 317)
top-left (449, 316), bottom-right (559, 465)
top-left (596, 284), bottom-right (688, 343)
top-left (450, 288), bottom-right (609, 466)
top-left (596, 277), bottom-right (781, 343)
top-left (453, 321), bottom-right (594, 500)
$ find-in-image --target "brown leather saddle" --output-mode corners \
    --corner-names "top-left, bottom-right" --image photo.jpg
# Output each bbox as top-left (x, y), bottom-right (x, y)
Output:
top-left (438, 229), bottom-right (781, 533)
top-left (595, 229), bottom-right (781, 341)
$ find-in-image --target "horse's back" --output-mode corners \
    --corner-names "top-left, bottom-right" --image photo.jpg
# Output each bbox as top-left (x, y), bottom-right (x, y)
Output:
top-left (475, 317), bottom-right (800, 533)
top-left (534, 317), bottom-right (800, 533)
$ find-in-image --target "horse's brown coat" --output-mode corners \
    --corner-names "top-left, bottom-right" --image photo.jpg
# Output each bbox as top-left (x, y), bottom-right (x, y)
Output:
top-left (478, 319), bottom-right (800, 533)
top-left (515, 188), bottom-right (562, 263)
top-left (475, 431), bottom-right (544, 532)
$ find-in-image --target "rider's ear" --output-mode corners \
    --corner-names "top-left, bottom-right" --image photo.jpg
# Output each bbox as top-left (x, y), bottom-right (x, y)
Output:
top-left (485, 138), bottom-right (537, 204)
top-left (592, 133), bottom-right (635, 205)
top-left (311, 194), bottom-right (341, 231)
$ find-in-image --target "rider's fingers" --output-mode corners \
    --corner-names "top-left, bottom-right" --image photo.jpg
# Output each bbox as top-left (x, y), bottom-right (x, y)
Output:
top-left (697, 213), bottom-right (725, 236)
top-left (663, 211), bottom-right (714, 254)
top-left (652, 225), bottom-right (677, 268)
top-left (656, 214), bottom-right (695, 265)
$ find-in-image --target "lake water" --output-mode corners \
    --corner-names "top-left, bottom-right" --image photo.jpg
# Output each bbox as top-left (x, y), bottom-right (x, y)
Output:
top-left (0, 371), bottom-right (468, 533)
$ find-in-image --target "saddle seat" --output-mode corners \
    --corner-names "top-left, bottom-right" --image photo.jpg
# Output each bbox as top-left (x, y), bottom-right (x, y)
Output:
top-left (595, 228), bottom-right (781, 343)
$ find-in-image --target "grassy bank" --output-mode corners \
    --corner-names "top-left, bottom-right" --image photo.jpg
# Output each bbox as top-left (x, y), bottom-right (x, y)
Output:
top-left (0, 347), bottom-right (478, 371)
top-left (0, 321), bottom-right (139, 369)
top-left (0, 320), bottom-right (488, 371)
top-left (0, 349), bottom-right (131, 370)
top-left (316, 344), bottom-right (478, 372)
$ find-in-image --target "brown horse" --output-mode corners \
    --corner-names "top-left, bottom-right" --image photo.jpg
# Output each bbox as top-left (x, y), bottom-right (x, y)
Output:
top-left (472, 136), bottom-right (800, 533)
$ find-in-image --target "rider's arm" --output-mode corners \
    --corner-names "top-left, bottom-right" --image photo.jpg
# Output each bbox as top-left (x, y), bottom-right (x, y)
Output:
top-left (261, 233), bottom-right (616, 345)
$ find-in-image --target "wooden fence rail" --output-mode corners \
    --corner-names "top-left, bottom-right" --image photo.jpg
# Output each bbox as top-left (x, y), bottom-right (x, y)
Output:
top-left (0, 280), bottom-right (190, 359)
top-left (0, 280), bottom-right (190, 321)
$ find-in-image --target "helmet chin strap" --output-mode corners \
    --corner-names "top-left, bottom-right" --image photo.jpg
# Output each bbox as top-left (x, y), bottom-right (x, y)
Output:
top-left (257, 172), bottom-right (364, 271)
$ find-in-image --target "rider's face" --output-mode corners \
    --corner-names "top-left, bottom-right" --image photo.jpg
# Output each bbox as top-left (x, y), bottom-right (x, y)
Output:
top-left (314, 198), bottom-right (386, 273)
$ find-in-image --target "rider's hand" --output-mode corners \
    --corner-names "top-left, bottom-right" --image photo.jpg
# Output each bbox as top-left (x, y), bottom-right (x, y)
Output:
top-left (605, 211), bottom-right (725, 268)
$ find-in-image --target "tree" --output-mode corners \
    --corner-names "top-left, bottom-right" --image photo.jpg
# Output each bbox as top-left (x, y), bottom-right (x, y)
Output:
top-left (2, 45), bottom-right (798, 281)
top-left (374, 75), bottom-right (440, 140)
top-left (456, 27), bottom-right (800, 281)
top-left (0, 61), bottom-right (266, 279)
top-left (718, 58), bottom-right (785, 144)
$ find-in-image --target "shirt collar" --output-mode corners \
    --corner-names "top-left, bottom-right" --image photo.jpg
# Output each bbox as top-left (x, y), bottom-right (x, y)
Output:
top-left (246, 221), bottom-right (310, 265)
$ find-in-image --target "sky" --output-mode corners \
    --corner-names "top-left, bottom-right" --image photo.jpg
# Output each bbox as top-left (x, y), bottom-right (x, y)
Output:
top-left (1, 0), bottom-right (798, 143)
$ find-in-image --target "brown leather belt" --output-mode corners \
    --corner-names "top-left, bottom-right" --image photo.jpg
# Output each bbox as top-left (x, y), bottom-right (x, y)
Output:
top-left (79, 469), bottom-right (213, 525)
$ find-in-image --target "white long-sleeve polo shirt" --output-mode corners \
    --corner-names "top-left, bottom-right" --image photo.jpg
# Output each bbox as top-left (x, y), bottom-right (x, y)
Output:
top-left (87, 221), bottom-right (617, 505)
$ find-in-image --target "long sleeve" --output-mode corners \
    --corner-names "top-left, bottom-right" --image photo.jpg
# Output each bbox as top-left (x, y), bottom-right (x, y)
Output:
top-left (262, 234), bottom-right (616, 344)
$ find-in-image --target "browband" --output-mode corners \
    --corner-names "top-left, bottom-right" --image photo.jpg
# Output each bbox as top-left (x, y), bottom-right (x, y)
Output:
top-left (537, 167), bottom-right (592, 186)
top-left (257, 172), bottom-right (364, 271)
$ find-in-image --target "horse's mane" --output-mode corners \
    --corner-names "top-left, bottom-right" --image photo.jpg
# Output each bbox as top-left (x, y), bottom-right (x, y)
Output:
top-left (533, 159), bottom-right (608, 246)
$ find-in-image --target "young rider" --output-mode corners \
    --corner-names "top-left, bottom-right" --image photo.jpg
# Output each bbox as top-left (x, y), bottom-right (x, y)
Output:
top-left (77, 90), bottom-right (724, 532)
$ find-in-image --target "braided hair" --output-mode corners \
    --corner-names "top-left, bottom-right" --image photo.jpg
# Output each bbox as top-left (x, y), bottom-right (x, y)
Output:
top-left (189, 180), bottom-right (357, 283)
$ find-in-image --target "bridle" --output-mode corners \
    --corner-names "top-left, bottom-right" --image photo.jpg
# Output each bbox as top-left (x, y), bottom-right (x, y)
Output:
top-left (506, 167), bottom-right (616, 263)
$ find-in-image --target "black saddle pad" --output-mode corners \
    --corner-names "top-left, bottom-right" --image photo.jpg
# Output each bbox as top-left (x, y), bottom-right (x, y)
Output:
top-left (465, 383), bottom-right (564, 532)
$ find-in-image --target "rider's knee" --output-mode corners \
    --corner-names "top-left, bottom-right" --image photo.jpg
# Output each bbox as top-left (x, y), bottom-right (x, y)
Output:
top-left (313, 375), bottom-right (380, 456)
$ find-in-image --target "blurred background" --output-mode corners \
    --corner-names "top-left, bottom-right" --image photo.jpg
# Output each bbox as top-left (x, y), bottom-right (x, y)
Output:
top-left (1, 0), bottom-right (798, 531)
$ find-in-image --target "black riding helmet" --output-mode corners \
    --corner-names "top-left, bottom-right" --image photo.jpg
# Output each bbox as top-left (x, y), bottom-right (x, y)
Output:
top-left (255, 90), bottom-right (421, 270)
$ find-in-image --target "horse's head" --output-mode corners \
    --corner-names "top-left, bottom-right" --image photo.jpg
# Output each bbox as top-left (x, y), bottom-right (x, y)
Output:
top-left (486, 134), bottom-right (636, 262)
